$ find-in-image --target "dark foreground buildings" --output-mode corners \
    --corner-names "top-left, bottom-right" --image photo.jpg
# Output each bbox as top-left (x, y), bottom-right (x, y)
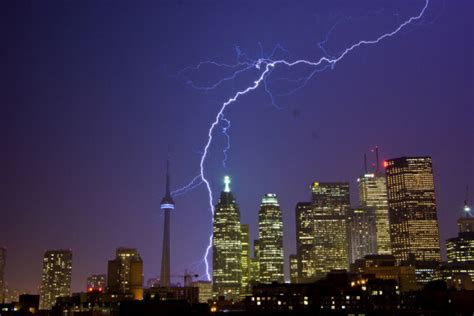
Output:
top-left (16, 272), bottom-right (469, 316)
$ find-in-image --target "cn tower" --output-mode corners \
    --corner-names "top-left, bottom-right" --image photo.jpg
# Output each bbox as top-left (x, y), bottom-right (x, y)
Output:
top-left (160, 158), bottom-right (174, 287)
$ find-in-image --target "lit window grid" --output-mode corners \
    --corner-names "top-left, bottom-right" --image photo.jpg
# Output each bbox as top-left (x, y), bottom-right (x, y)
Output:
top-left (259, 200), bottom-right (284, 284)
top-left (358, 174), bottom-right (391, 255)
top-left (386, 157), bottom-right (441, 262)
top-left (39, 250), bottom-right (72, 310)
top-left (212, 193), bottom-right (242, 297)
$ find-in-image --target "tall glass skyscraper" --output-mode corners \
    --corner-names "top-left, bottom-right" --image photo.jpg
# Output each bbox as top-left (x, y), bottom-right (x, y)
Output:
top-left (347, 207), bottom-right (377, 263)
top-left (240, 224), bottom-right (251, 294)
top-left (295, 202), bottom-right (315, 282)
top-left (212, 176), bottom-right (242, 299)
top-left (258, 193), bottom-right (284, 283)
top-left (385, 157), bottom-right (441, 262)
top-left (358, 173), bottom-right (391, 254)
top-left (39, 250), bottom-right (72, 310)
top-left (312, 182), bottom-right (350, 278)
top-left (249, 239), bottom-right (260, 285)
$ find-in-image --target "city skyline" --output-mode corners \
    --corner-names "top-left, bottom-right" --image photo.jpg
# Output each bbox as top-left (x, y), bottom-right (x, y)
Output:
top-left (1, 0), bottom-right (473, 296)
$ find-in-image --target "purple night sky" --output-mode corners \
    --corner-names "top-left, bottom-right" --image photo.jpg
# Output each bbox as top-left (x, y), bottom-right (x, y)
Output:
top-left (1, 0), bottom-right (472, 293)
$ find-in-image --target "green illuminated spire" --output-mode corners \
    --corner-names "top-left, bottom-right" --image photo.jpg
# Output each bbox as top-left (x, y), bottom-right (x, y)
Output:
top-left (224, 175), bottom-right (231, 192)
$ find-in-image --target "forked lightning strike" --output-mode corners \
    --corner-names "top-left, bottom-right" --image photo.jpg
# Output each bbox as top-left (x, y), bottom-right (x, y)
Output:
top-left (173, 0), bottom-right (429, 280)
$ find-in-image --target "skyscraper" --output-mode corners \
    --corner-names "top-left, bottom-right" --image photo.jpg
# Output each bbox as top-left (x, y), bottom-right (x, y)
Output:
top-left (446, 226), bottom-right (474, 264)
top-left (0, 247), bottom-right (5, 303)
top-left (295, 202), bottom-right (315, 282)
top-left (289, 254), bottom-right (298, 284)
top-left (258, 193), bottom-right (284, 283)
top-left (347, 207), bottom-right (377, 263)
top-left (39, 250), bottom-right (72, 310)
top-left (87, 274), bottom-right (106, 292)
top-left (385, 157), bottom-right (441, 262)
top-left (160, 158), bottom-right (175, 287)
top-left (240, 224), bottom-right (251, 294)
top-left (447, 202), bottom-right (474, 265)
top-left (312, 182), bottom-right (350, 278)
top-left (458, 200), bottom-right (474, 232)
top-left (107, 247), bottom-right (143, 300)
top-left (443, 201), bottom-right (474, 284)
top-left (358, 172), bottom-right (391, 254)
top-left (212, 176), bottom-right (242, 299)
top-left (249, 239), bottom-right (260, 285)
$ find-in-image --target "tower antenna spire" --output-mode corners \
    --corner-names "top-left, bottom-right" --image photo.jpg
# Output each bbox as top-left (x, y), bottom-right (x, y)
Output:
top-left (160, 149), bottom-right (175, 288)
top-left (364, 153), bottom-right (368, 174)
top-left (375, 146), bottom-right (380, 172)
top-left (166, 150), bottom-right (171, 196)
top-left (464, 185), bottom-right (471, 217)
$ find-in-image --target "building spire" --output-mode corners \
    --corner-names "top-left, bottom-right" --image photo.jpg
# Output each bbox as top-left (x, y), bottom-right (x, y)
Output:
top-left (364, 153), bottom-right (368, 174)
top-left (374, 146), bottom-right (380, 172)
top-left (464, 185), bottom-right (471, 216)
top-left (224, 175), bottom-right (231, 193)
top-left (166, 156), bottom-right (171, 196)
top-left (160, 152), bottom-right (174, 208)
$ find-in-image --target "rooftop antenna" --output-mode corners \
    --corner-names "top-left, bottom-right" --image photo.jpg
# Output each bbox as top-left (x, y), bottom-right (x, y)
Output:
top-left (375, 146), bottom-right (380, 172)
top-left (364, 153), bottom-right (368, 174)
top-left (464, 185), bottom-right (471, 216)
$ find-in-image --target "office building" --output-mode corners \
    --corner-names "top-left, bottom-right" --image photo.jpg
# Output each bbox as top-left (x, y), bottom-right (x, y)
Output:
top-left (289, 255), bottom-right (298, 284)
top-left (295, 202), bottom-right (314, 282)
top-left (312, 182), bottom-right (350, 278)
top-left (249, 240), bottom-right (260, 285)
top-left (258, 193), bottom-right (284, 283)
top-left (445, 202), bottom-right (474, 281)
top-left (358, 172), bottom-right (391, 254)
top-left (385, 157), bottom-right (441, 262)
top-left (347, 207), bottom-right (377, 263)
top-left (212, 176), bottom-right (242, 299)
top-left (240, 224), bottom-right (251, 294)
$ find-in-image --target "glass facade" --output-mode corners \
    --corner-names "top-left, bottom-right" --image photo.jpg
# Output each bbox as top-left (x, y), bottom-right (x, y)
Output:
top-left (240, 224), bottom-right (251, 294)
top-left (289, 254), bottom-right (298, 284)
top-left (258, 193), bottom-right (284, 283)
top-left (385, 157), bottom-right (441, 262)
top-left (250, 239), bottom-right (260, 285)
top-left (347, 207), bottom-right (377, 263)
top-left (212, 177), bottom-right (242, 299)
top-left (295, 202), bottom-right (314, 282)
top-left (312, 182), bottom-right (350, 279)
top-left (358, 173), bottom-right (391, 254)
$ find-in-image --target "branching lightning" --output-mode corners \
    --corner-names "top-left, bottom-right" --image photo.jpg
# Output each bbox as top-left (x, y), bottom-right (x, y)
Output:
top-left (173, 0), bottom-right (429, 281)
top-left (171, 174), bottom-right (203, 198)
top-left (221, 116), bottom-right (231, 169)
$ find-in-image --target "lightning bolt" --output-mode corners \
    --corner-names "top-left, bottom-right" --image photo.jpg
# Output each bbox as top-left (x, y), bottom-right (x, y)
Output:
top-left (221, 116), bottom-right (231, 169)
top-left (171, 174), bottom-right (202, 198)
top-left (175, 0), bottom-right (429, 281)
